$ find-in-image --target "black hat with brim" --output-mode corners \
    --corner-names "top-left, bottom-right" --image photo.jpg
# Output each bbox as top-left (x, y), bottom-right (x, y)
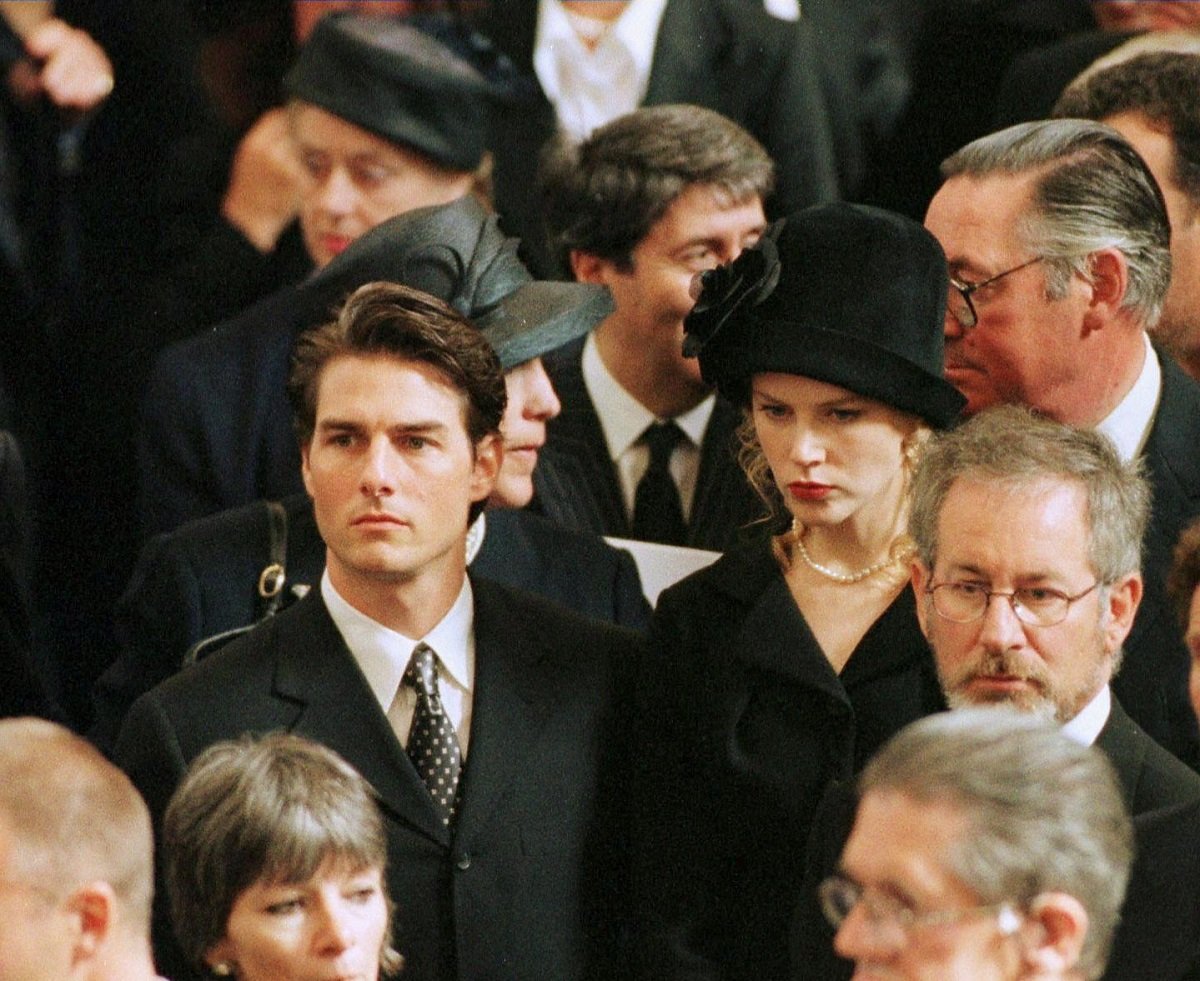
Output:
top-left (686, 202), bottom-right (966, 429)
top-left (284, 12), bottom-right (517, 171)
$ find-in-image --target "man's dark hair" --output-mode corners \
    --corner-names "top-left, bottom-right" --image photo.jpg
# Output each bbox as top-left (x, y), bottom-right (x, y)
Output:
top-left (1168, 517), bottom-right (1200, 628)
top-left (538, 104), bottom-right (775, 273)
top-left (288, 280), bottom-right (506, 450)
top-left (1054, 52), bottom-right (1200, 207)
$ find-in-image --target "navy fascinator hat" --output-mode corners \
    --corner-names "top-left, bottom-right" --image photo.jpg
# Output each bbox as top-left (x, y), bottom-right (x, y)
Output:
top-left (684, 202), bottom-right (966, 429)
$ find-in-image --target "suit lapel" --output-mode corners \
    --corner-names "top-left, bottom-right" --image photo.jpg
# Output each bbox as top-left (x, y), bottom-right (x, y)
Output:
top-left (690, 396), bottom-right (759, 550)
top-left (1140, 361), bottom-right (1200, 587)
top-left (452, 579), bottom-right (558, 844)
top-left (271, 594), bottom-right (452, 846)
top-left (543, 338), bottom-right (630, 535)
top-left (706, 547), bottom-right (850, 703)
top-left (1096, 698), bottom-right (1146, 812)
top-left (644, 0), bottom-right (725, 107)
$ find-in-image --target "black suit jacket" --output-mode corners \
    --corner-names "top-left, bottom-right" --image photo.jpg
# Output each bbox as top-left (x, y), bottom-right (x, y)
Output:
top-left (537, 336), bottom-right (764, 552)
top-left (480, 0), bottom-right (840, 277)
top-left (137, 284), bottom-right (305, 537)
top-left (790, 698), bottom-right (1200, 981)
top-left (1114, 358), bottom-right (1200, 769)
top-left (92, 495), bottom-right (650, 752)
top-left (115, 580), bottom-right (640, 981)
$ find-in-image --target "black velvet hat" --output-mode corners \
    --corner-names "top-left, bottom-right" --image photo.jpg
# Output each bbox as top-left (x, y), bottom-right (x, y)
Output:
top-left (684, 202), bottom-right (966, 429)
top-left (300, 196), bottom-right (612, 369)
top-left (283, 12), bottom-right (522, 171)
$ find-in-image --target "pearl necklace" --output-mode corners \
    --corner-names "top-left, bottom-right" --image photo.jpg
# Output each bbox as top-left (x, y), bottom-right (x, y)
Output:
top-left (793, 533), bottom-right (896, 585)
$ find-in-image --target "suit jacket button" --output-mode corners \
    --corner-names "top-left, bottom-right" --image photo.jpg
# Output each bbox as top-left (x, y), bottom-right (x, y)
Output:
top-left (455, 852), bottom-right (471, 871)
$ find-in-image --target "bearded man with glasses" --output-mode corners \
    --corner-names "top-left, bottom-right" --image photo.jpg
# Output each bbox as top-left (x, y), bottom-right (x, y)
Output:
top-left (923, 118), bottom-right (1200, 772)
top-left (791, 406), bottom-right (1200, 981)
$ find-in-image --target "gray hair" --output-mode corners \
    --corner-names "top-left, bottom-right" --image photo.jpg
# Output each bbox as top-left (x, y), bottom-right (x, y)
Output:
top-left (909, 405), bottom-right (1150, 584)
top-left (0, 718), bottom-right (154, 934)
top-left (858, 708), bottom-right (1134, 980)
top-left (163, 732), bottom-right (400, 976)
top-left (538, 104), bottom-right (775, 273)
top-left (941, 119), bottom-right (1171, 326)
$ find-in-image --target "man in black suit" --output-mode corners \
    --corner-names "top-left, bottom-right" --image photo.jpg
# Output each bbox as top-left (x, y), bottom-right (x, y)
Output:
top-left (793, 407), bottom-right (1200, 981)
top-left (476, 0), bottom-right (840, 277)
top-left (535, 105), bottom-right (771, 552)
top-left (924, 118), bottom-right (1200, 768)
top-left (116, 282), bottom-right (639, 981)
top-left (826, 709), bottom-right (1133, 980)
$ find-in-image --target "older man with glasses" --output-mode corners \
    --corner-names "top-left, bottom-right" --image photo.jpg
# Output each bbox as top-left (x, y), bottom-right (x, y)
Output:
top-left (824, 709), bottom-right (1133, 981)
top-left (923, 117), bottom-right (1200, 772)
top-left (792, 406), bottom-right (1200, 981)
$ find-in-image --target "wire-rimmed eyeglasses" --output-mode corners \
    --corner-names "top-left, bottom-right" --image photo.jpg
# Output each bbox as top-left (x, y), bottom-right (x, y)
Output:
top-left (818, 875), bottom-right (1021, 938)
top-left (926, 580), bottom-right (1101, 628)
top-left (947, 257), bottom-right (1044, 329)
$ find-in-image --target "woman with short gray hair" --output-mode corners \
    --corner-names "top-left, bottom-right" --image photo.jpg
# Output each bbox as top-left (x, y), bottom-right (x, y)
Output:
top-left (162, 731), bottom-right (401, 981)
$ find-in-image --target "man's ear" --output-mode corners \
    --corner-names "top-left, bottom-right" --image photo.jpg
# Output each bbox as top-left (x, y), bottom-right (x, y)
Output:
top-left (66, 882), bottom-right (116, 968)
top-left (571, 249), bottom-right (614, 286)
top-left (1081, 248), bottom-right (1130, 329)
top-left (911, 560), bottom-right (932, 638)
top-left (469, 433), bottom-right (501, 503)
top-left (1103, 571), bottom-right (1142, 656)
top-left (1018, 893), bottom-right (1088, 976)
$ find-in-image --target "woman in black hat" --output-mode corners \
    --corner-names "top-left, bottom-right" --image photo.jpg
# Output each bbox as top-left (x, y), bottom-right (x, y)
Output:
top-left (632, 203), bottom-right (966, 981)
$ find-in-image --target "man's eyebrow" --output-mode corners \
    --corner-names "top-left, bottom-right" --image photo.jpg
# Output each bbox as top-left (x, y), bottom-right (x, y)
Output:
top-left (947, 258), bottom-right (988, 279)
top-left (942, 562), bottom-right (1061, 583)
top-left (315, 418), bottom-right (448, 433)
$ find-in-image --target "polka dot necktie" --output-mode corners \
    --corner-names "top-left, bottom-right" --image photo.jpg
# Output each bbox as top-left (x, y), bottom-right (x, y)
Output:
top-left (403, 643), bottom-right (462, 827)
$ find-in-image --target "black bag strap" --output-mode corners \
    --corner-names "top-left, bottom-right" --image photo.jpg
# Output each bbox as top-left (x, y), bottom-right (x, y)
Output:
top-left (183, 500), bottom-right (290, 667)
top-left (256, 498), bottom-right (289, 618)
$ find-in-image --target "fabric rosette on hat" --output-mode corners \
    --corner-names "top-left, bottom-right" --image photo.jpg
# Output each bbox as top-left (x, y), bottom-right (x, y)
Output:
top-left (684, 202), bottom-right (966, 429)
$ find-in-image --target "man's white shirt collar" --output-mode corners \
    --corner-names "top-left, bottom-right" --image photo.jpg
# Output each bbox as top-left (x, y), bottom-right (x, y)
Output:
top-left (1061, 685), bottom-right (1111, 747)
top-left (320, 570), bottom-right (474, 713)
top-left (581, 331), bottom-right (713, 462)
top-left (1096, 332), bottom-right (1161, 463)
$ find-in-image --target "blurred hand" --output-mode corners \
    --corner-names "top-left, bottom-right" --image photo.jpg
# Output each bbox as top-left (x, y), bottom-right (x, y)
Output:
top-left (221, 107), bottom-right (306, 253)
top-left (23, 18), bottom-right (113, 113)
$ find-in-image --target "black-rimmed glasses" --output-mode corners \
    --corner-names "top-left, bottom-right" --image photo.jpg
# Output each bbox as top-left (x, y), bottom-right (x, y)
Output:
top-left (947, 257), bottom-right (1044, 329)
top-left (926, 580), bottom-right (1101, 628)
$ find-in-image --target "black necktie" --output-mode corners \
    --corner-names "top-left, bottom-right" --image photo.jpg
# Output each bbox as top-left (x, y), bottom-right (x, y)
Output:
top-left (631, 420), bottom-right (687, 546)
top-left (404, 643), bottom-right (462, 827)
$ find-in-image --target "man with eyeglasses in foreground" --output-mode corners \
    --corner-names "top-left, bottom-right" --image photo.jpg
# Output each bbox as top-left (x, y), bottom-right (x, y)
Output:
top-left (792, 406), bottom-right (1200, 980)
top-left (923, 117), bottom-right (1200, 771)
top-left (824, 708), bottom-right (1133, 981)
